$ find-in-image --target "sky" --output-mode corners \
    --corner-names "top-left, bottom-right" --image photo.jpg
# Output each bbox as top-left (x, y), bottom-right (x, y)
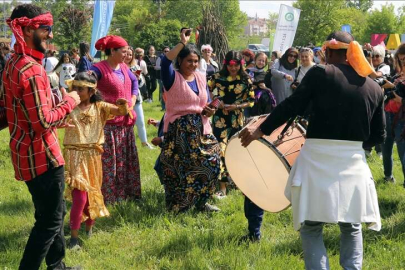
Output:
top-left (239, 1), bottom-right (405, 18)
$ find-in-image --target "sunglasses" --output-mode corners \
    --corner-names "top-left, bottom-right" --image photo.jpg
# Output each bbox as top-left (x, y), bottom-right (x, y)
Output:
top-left (38, 25), bottom-right (52, 34)
top-left (372, 55), bottom-right (381, 59)
top-left (288, 54), bottom-right (298, 59)
top-left (164, 50), bottom-right (170, 53)
top-left (300, 47), bottom-right (312, 53)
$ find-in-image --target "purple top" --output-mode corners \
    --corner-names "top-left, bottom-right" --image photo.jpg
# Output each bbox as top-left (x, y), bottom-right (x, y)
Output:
top-left (161, 55), bottom-right (211, 101)
top-left (91, 65), bottom-right (139, 96)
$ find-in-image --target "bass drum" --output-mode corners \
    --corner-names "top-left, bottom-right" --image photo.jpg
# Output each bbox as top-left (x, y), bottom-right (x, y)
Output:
top-left (225, 115), bottom-right (306, 212)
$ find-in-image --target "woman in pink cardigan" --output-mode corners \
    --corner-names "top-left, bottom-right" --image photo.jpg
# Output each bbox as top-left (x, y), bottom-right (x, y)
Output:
top-left (90, 35), bottom-right (141, 204)
top-left (159, 29), bottom-right (221, 212)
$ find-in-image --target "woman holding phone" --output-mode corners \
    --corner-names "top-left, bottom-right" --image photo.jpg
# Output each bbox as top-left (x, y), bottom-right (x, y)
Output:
top-left (159, 28), bottom-right (221, 212)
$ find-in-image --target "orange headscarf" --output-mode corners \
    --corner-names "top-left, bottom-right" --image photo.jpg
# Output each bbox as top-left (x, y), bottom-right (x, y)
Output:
top-left (322, 39), bottom-right (374, 77)
top-left (7, 12), bottom-right (53, 54)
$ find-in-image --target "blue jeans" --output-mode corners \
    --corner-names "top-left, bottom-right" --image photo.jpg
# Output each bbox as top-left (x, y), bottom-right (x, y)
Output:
top-left (382, 112), bottom-right (405, 179)
top-left (300, 221), bottom-right (363, 270)
top-left (157, 79), bottom-right (165, 110)
top-left (244, 196), bottom-right (264, 237)
top-left (135, 102), bottom-right (148, 144)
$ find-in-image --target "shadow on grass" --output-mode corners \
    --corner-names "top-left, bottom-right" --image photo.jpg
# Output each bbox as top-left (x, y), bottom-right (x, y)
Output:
top-left (0, 200), bottom-right (32, 216)
top-left (0, 230), bottom-right (28, 253)
top-left (378, 196), bottom-right (401, 219)
top-left (83, 187), bottom-right (168, 231)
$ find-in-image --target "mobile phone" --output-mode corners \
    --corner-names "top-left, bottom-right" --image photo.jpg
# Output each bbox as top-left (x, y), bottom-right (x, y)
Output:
top-left (135, 70), bottom-right (142, 76)
top-left (180, 27), bottom-right (191, 36)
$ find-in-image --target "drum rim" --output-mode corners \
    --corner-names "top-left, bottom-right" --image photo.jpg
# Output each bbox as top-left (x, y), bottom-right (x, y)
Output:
top-left (258, 137), bottom-right (292, 171)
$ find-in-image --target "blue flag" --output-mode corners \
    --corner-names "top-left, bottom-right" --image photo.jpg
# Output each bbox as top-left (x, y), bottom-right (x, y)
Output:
top-left (90, 0), bottom-right (116, 57)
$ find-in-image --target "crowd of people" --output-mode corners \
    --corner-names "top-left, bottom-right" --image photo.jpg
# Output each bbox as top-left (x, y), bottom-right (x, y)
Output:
top-left (2, 3), bottom-right (405, 270)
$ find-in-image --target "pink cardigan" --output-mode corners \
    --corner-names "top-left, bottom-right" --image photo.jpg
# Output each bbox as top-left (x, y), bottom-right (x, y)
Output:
top-left (93, 60), bottom-right (136, 126)
top-left (164, 71), bottom-right (212, 134)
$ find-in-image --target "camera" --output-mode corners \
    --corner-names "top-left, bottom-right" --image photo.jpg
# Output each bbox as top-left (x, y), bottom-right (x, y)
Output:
top-left (363, 49), bottom-right (372, 58)
top-left (383, 75), bottom-right (405, 100)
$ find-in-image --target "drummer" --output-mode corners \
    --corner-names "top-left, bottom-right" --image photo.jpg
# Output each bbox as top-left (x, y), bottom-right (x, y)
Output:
top-left (240, 31), bottom-right (385, 269)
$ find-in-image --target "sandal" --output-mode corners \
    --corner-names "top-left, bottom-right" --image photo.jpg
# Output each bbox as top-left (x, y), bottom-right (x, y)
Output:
top-left (214, 190), bottom-right (227, 199)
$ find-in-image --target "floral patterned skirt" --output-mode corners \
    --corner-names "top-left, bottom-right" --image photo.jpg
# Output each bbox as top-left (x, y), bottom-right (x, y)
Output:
top-left (101, 124), bottom-right (141, 204)
top-left (212, 109), bottom-right (245, 182)
top-left (160, 114), bottom-right (221, 212)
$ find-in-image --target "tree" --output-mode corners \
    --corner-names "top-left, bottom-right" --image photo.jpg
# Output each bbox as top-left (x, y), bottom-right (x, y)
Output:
top-left (267, 12), bottom-right (278, 34)
top-left (345, 0), bottom-right (373, 12)
top-left (198, 2), bottom-right (229, 63)
top-left (32, 0), bottom-right (92, 49)
top-left (54, 5), bottom-right (92, 50)
top-left (293, 0), bottom-right (345, 46)
top-left (136, 18), bottom-right (182, 49)
top-left (363, 4), bottom-right (399, 43)
top-left (336, 7), bottom-right (368, 43)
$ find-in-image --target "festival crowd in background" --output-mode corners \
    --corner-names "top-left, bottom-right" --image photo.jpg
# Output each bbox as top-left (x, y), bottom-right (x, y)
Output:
top-left (2, 3), bottom-right (405, 270)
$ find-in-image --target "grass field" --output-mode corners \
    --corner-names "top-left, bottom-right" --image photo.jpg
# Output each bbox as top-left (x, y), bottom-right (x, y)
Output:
top-left (2, 93), bottom-right (405, 269)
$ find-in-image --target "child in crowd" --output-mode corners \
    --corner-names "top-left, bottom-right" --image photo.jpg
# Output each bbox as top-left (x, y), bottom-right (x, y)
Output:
top-left (63, 72), bottom-right (132, 249)
top-left (246, 52), bottom-right (276, 117)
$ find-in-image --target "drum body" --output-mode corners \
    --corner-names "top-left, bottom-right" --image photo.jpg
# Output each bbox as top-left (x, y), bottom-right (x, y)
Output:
top-left (225, 115), bottom-right (306, 212)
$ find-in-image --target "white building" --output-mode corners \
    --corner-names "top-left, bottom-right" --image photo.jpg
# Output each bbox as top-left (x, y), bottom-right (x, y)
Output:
top-left (244, 14), bottom-right (268, 36)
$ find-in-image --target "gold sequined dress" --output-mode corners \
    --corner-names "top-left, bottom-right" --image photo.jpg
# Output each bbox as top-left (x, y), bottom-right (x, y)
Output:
top-left (64, 101), bottom-right (114, 221)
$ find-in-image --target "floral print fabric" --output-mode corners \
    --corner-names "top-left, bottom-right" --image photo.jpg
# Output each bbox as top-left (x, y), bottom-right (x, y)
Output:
top-left (101, 124), bottom-right (141, 204)
top-left (160, 114), bottom-right (221, 212)
top-left (209, 74), bottom-right (254, 182)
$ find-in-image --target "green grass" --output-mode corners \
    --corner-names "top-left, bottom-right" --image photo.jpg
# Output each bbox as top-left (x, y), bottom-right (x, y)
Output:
top-left (2, 92), bottom-right (405, 269)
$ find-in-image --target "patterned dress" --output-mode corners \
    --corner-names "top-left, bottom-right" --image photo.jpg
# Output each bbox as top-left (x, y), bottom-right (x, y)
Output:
top-left (209, 74), bottom-right (254, 182)
top-left (160, 114), bottom-right (221, 212)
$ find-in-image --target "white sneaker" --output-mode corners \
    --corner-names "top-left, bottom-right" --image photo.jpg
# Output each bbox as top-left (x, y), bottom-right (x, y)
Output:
top-left (142, 142), bottom-right (155, 149)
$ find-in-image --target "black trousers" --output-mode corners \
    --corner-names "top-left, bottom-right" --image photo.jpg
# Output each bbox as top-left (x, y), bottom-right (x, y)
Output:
top-left (146, 76), bottom-right (157, 100)
top-left (20, 166), bottom-right (67, 270)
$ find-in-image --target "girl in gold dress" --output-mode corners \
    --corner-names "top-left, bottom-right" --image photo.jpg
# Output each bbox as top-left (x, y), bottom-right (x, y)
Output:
top-left (63, 72), bottom-right (132, 249)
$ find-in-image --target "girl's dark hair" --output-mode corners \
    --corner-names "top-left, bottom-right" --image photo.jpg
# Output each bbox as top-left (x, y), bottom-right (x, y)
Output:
top-left (175, 44), bottom-right (201, 69)
top-left (395, 43), bottom-right (405, 73)
top-left (219, 50), bottom-right (250, 81)
top-left (74, 72), bottom-right (103, 103)
top-left (279, 48), bottom-right (299, 70)
top-left (53, 53), bottom-right (73, 72)
top-left (10, 4), bottom-right (46, 20)
top-left (147, 45), bottom-right (155, 55)
top-left (79, 42), bottom-right (92, 61)
top-left (271, 51), bottom-right (281, 59)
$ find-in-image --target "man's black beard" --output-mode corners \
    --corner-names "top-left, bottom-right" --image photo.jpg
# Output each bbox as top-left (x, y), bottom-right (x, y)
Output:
top-left (33, 32), bottom-right (46, 53)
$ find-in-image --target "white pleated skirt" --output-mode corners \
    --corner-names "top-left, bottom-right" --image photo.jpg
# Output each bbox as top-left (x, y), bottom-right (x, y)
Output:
top-left (285, 139), bottom-right (381, 231)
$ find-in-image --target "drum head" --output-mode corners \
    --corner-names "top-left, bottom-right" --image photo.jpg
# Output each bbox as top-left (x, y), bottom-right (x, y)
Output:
top-left (225, 136), bottom-right (291, 213)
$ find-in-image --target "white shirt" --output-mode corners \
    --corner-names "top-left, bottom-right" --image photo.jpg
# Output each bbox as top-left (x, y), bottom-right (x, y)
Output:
top-left (297, 63), bottom-right (315, 83)
top-left (376, 64), bottom-right (390, 76)
top-left (42, 57), bottom-right (59, 74)
top-left (56, 63), bottom-right (76, 88)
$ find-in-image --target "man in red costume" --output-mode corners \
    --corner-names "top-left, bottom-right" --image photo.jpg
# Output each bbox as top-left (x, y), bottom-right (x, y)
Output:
top-left (2, 4), bottom-right (80, 270)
